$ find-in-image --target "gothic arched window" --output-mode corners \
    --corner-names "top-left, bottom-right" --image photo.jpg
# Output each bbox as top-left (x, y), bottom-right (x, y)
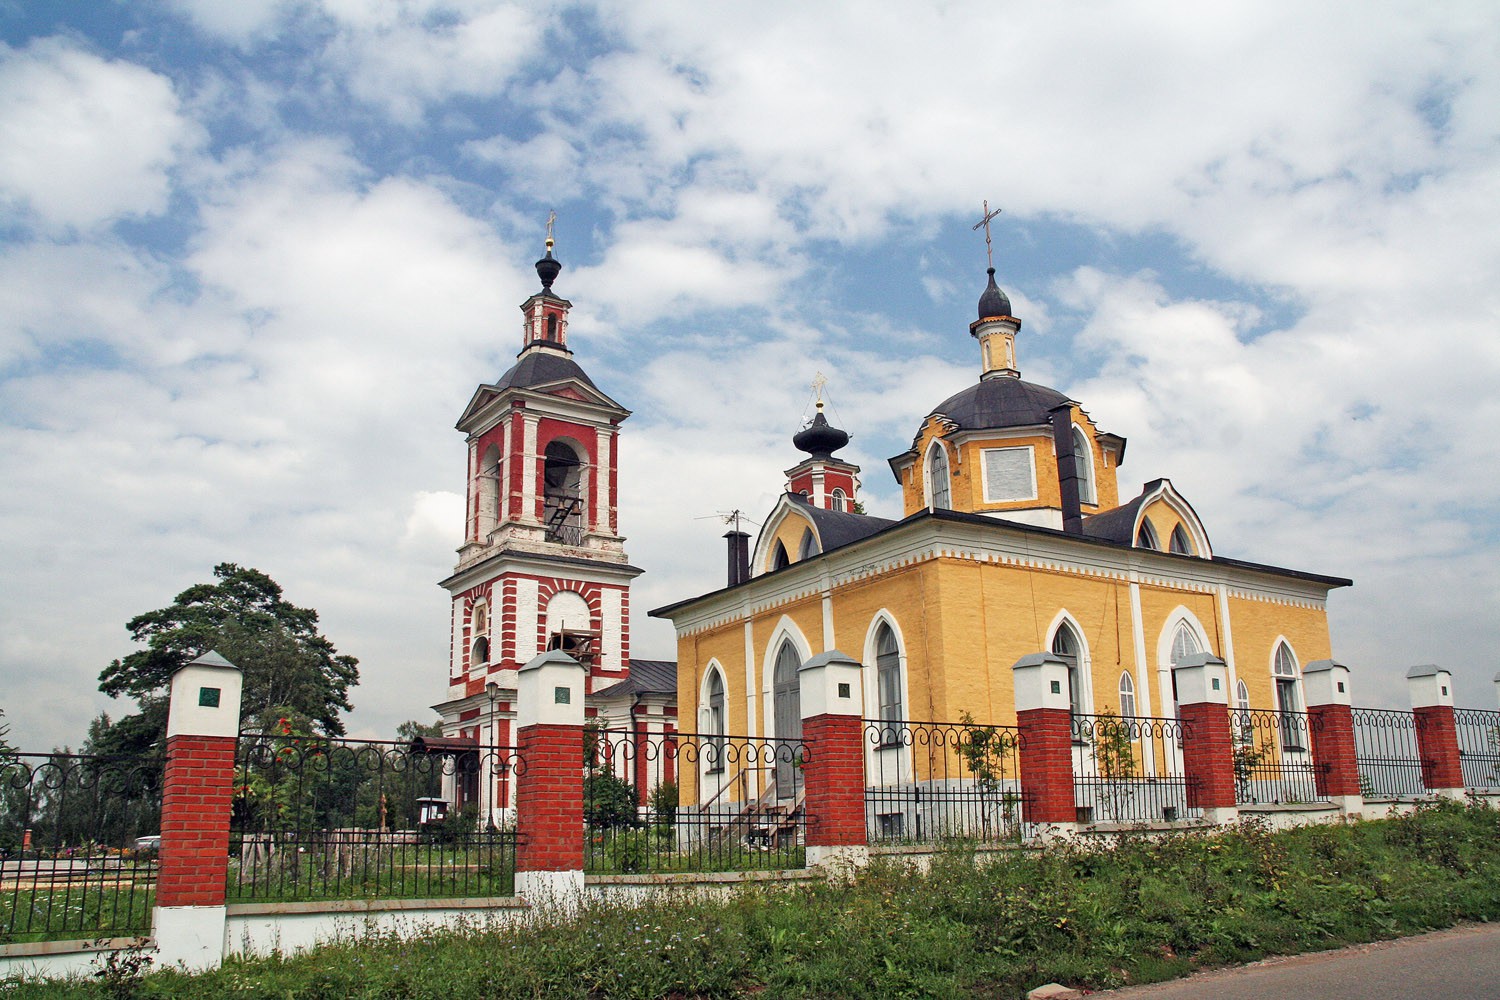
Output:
top-left (875, 623), bottom-right (903, 724)
top-left (927, 443), bottom-right (951, 510)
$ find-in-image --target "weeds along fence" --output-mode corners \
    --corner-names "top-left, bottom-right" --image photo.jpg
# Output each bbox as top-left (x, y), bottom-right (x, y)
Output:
top-left (1228, 708), bottom-right (1324, 805)
top-left (585, 729), bottom-right (808, 874)
top-left (1454, 708), bottom-right (1500, 791)
top-left (1351, 707), bottom-right (1427, 798)
top-left (229, 733), bottom-right (521, 901)
top-left (864, 719), bottom-right (1025, 844)
top-left (1070, 713), bottom-right (1199, 824)
top-left (0, 751), bottom-right (164, 943)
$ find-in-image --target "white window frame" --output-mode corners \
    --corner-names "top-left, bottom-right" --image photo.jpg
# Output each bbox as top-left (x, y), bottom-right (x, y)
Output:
top-left (1071, 425), bottom-right (1096, 506)
top-left (980, 445), bottom-right (1037, 503)
top-left (925, 440), bottom-right (952, 510)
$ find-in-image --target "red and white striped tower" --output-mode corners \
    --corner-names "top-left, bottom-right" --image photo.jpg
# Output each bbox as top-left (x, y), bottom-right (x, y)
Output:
top-left (434, 234), bottom-right (641, 825)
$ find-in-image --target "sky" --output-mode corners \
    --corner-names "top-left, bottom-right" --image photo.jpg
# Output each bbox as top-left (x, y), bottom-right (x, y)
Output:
top-left (1, 1), bottom-right (1497, 751)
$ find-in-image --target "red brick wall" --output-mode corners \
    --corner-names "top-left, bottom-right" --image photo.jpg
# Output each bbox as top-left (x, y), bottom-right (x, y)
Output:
top-left (516, 723), bottom-right (585, 872)
top-left (157, 734), bottom-right (236, 908)
top-left (801, 714), bottom-right (865, 848)
top-left (1414, 705), bottom-right (1464, 790)
top-left (1308, 704), bottom-right (1361, 798)
top-left (1178, 703), bottom-right (1235, 810)
top-left (1016, 708), bottom-right (1075, 824)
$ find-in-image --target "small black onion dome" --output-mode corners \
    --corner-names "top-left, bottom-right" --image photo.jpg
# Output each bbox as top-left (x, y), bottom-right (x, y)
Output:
top-left (793, 408), bottom-right (850, 460)
top-left (535, 249), bottom-right (562, 291)
top-left (977, 267), bottom-right (1012, 320)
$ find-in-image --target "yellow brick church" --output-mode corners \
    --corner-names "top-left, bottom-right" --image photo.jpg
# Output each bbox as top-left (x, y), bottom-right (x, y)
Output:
top-left (651, 263), bottom-right (1350, 789)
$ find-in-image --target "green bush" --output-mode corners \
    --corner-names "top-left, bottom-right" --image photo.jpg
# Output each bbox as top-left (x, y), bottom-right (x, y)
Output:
top-left (584, 771), bottom-right (638, 830)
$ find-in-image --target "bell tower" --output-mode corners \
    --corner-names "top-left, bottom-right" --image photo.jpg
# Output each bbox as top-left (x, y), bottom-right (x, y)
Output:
top-left (435, 232), bottom-right (642, 815)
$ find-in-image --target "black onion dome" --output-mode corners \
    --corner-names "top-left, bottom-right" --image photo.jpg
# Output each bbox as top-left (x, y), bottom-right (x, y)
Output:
top-left (793, 409), bottom-right (850, 460)
top-left (535, 249), bottom-right (562, 291)
top-left (977, 267), bottom-right (1012, 320)
top-left (929, 377), bottom-right (1070, 431)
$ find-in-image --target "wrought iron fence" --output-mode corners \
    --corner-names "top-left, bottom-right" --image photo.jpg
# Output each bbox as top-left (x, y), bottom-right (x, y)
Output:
top-left (0, 750), bottom-right (164, 943)
top-left (230, 732), bottom-right (520, 901)
top-left (586, 729), bottom-right (807, 874)
top-left (1455, 707), bottom-right (1500, 791)
top-left (1351, 707), bottom-right (1427, 798)
top-left (1071, 713), bottom-right (1200, 824)
top-left (864, 719), bottom-right (1026, 844)
top-left (1227, 708), bottom-right (1323, 805)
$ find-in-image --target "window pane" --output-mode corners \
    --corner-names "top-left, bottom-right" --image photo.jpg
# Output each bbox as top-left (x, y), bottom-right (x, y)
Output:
top-left (983, 448), bottom-right (1035, 501)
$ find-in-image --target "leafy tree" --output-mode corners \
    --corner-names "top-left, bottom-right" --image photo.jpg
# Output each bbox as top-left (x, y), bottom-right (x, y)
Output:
top-left (396, 719), bottom-right (443, 742)
top-left (0, 708), bottom-right (12, 759)
top-left (98, 563), bottom-right (359, 744)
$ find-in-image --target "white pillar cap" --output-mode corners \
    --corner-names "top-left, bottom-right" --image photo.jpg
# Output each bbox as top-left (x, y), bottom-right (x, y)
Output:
top-left (799, 650), bottom-right (863, 719)
top-left (1012, 652), bottom-right (1071, 712)
top-left (517, 650), bottom-right (586, 728)
top-left (166, 651), bottom-right (243, 739)
top-left (1302, 659), bottom-right (1352, 707)
top-left (1172, 652), bottom-right (1229, 706)
top-left (1407, 663), bottom-right (1454, 709)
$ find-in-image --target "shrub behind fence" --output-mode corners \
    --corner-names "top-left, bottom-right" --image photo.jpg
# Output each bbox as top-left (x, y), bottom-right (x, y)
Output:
top-left (1228, 708), bottom-right (1324, 805)
top-left (586, 729), bottom-right (807, 874)
top-left (0, 751), bottom-right (163, 943)
top-left (1070, 713), bottom-right (1200, 824)
top-left (865, 719), bottom-right (1026, 844)
top-left (229, 734), bottom-right (520, 901)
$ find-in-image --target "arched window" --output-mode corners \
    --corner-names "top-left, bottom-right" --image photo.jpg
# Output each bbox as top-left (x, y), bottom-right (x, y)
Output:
top-left (1168, 621), bottom-right (1202, 717)
top-left (472, 636), bottom-right (490, 665)
top-left (478, 445), bottom-right (501, 537)
top-left (875, 623), bottom-right (902, 723)
top-left (1050, 621), bottom-right (1084, 718)
top-left (1136, 519), bottom-right (1160, 550)
top-left (772, 641), bottom-right (803, 796)
top-left (927, 442), bottom-right (951, 510)
top-left (1235, 679), bottom-right (1251, 713)
top-left (1169, 524), bottom-right (1192, 555)
top-left (1072, 426), bottom-right (1095, 505)
top-left (1233, 678), bottom-right (1252, 745)
top-left (830, 488), bottom-right (847, 512)
top-left (1273, 642), bottom-right (1304, 750)
top-left (542, 441), bottom-right (585, 545)
top-left (705, 669), bottom-right (726, 774)
top-left (546, 314), bottom-right (558, 340)
top-left (798, 528), bottom-right (820, 560)
top-left (771, 540), bottom-right (790, 570)
top-left (1118, 672), bottom-right (1136, 720)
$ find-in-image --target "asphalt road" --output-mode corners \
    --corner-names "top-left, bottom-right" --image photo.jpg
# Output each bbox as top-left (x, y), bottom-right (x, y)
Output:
top-left (1089, 923), bottom-right (1500, 999)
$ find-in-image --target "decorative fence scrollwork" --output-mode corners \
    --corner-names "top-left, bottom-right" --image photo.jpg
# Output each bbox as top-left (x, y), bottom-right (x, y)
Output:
top-left (586, 729), bottom-right (808, 874)
top-left (1454, 707), bottom-right (1500, 791)
top-left (864, 719), bottom-right (1026, 844)
top-left (1227, 708), bottom-right (1323, 805)
top-left (1070, 713), bottom-right (1200, 824)
top-left (0, 751), bottom-right (164, 943)
top-left (230, 733), bottom-right (521, 901)
top-left (1351, 707), bottom-right (1426, 798)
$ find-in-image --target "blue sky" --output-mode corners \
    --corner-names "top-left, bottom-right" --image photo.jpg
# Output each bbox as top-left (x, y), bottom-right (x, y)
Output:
top-left (2, 1), bottom-right (1497, 749)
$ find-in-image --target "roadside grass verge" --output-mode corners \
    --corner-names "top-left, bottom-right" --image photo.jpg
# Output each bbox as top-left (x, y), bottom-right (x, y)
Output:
top-left (6, 800), bottom-right (1500, 999)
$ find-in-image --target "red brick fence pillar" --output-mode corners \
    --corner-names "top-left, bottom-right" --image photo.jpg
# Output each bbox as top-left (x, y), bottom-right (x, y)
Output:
top-left (154, 650), bottom-right (243, 971)
top-left (1408, 664), bottom-right (1465, 800)
top-left (1303, 659), bottom-right (1363, 815)
top-left (1173, 653), bottom-right (1238, 825)
top-left (1012, 652), bottom-right (1077, 839)
top-left (798, 651), bottom-right (868, 871)
top-left (514, 650), bottom-right (587, 906)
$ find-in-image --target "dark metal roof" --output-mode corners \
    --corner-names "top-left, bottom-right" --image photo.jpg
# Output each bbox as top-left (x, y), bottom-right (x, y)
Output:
top-left (793, 410), bottom-right (850, 460)
top-left (495, 350), bottom-right (598, 392)
top-left (927, 377), bottom-right (1072, 433)
top-left (1080, 486), bottom-right (1153, 545)
top-left (409, 735), bottom-right (477, 755)
top-left (789, 493), bottom-right (898, 551)
top-left (592, 659), bottom-right (678, 699)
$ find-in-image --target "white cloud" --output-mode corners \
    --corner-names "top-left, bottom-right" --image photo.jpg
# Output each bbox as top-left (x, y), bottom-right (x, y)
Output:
top-left (0, 39), bottom-right (199, 230)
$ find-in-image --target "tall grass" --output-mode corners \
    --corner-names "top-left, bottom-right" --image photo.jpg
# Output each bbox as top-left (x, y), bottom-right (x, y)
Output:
top-left (7, 801), bottom-right (1500, 999)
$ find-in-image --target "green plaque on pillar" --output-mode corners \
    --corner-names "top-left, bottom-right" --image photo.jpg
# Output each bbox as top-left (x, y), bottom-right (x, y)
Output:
top-left (199, 686), bottom-right (221, 708)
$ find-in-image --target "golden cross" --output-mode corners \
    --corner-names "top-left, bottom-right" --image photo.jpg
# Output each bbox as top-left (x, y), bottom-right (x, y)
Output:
top-left (972, 199), bottom-right (1003, 269)
top-left (810, 372), bottom-right (828, 404)
top-left (545, 210), bottom-right (556, 249)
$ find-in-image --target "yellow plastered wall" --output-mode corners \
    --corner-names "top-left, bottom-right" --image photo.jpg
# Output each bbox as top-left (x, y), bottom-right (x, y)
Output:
top-left (899, 408), bottom-right (1120, 518)
top-left (1139, 498), bottom-right (1194, 553)
top-left (1223, 598), bottom-right (1334, 709)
